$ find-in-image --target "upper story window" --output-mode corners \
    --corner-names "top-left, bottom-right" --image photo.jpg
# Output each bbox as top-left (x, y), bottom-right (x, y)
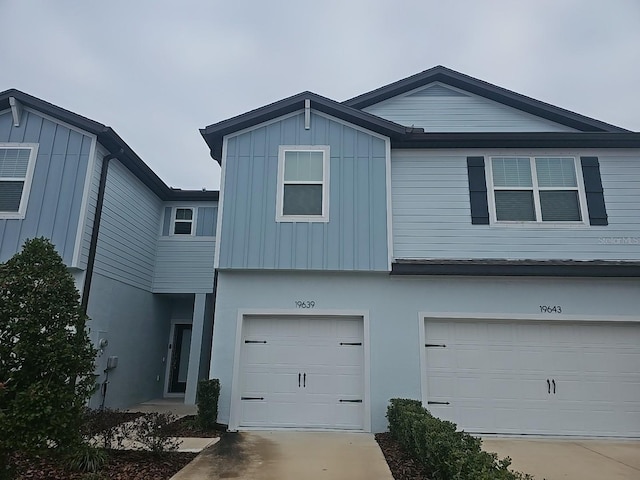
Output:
top-left (172, 207), bottom-right (195, 235)
top-left (488, 156), bottom-right (585, 223)
top-left (276, 145), bottom-right (330, 222)
top-left (0, 144), bottom-right (38, 219)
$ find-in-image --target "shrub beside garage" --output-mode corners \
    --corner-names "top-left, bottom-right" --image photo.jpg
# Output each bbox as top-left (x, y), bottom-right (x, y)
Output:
top-left (386, 398), bottom-right (534, 480)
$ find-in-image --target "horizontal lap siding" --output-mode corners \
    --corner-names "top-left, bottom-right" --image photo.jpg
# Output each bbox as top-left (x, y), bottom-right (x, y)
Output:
top-left (93, 159), bottom-right (161, 290)
top-left (364, 95), bottom-right (577, 132)
top-left (0, 110), bottom-right (91, 264)
top-left (219, 112), bottom-right (388, 271)
top-left (392, 150), bottom-right (640, 260)
top-left (153, 238), bottom-right (216, 293)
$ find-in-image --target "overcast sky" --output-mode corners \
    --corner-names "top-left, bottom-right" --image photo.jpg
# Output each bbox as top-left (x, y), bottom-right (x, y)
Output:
top-left (1, 1), bottom-right (639, 190)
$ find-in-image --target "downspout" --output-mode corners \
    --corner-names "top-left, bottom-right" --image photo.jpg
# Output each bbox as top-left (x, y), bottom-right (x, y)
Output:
top-left (204, 268), bottom-right (219, 378)
top-left (81, 148), bottom-right (123, 314)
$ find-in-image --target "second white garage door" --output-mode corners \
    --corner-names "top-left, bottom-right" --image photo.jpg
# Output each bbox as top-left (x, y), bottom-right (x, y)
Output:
top-left (424, 319), bottom-right (640, 437)
top-left (237, 315), bottom-right (365, 430)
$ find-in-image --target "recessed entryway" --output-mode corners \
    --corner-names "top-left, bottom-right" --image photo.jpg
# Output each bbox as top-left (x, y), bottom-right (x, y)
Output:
top-left (422, 318), bottom-right (640, 437)
top-left (234, 314), bottom-right (367, 430)
top-left (166, 323), bottom-right (192, 395)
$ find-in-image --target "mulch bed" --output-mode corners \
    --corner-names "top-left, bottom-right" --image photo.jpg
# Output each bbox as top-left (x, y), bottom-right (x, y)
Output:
top-left (7, 412), bottom-right (224, 479)
top-left (11, 450), bottom-right (197, 480)
top-left (375, 432), bottom-right (431, 480)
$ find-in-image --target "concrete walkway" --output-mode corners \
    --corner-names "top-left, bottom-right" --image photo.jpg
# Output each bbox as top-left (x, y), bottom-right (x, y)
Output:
top-left (170, 431), bottom-right (393, 480)
top-left (483, 438), bottom-right (640, 480)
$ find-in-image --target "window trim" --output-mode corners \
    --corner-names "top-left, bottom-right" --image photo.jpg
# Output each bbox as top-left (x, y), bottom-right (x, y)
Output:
top-left (170, 206), bottom-right (196, 236)
top-left (0, 143), bottom-right (39, 219)
top-left (486, 155), bottom-right (589, 227)
top-left (276, 145), bottom-right (330, 223)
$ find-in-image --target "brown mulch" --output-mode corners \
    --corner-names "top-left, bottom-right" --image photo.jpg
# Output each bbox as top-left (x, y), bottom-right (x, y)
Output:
top-left (163, 415), bottom-right (225, 438)
top-left (11, 450), bottom-right (197, 480)
top-left (375, 432), bottom-right (431, 480)
top-left (8, 412), bottom-right (224, 479)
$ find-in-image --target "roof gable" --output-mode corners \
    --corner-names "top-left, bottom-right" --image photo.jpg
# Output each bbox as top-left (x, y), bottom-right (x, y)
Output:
top-left (343, 66), bottom-right (629, 133)
top-left (0, 89), bottom-right (218, 201)
top-left (200, 91), bottom-right (413, 163)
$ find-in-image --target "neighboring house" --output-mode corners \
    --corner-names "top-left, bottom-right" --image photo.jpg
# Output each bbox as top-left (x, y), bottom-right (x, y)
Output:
top-left (201, 66), bottom-right (640, 436)
top-left (0, 90), bottom-right (218, 409)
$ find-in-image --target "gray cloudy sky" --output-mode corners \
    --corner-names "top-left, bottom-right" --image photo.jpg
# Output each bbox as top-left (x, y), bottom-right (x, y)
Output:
top-left (1, 1), bottom-right (639, 190)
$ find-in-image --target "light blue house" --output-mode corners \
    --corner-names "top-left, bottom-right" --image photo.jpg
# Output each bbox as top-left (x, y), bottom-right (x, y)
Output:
top-left (0, 90), bottom-right (218, 409)
top-left (201, 66), bottom-right (640, 436)
top-left (3, 66), bottom-right (640, 437)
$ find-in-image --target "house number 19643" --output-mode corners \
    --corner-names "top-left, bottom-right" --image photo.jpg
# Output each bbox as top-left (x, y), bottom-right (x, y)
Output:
top-left (540, 305), bottom-right (562, 313)
top-left (295, 301), bottom-right (315, 308)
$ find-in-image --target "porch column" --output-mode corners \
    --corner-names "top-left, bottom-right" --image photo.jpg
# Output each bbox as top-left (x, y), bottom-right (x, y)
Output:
top-left (185, 293), bottom-right (206, 405)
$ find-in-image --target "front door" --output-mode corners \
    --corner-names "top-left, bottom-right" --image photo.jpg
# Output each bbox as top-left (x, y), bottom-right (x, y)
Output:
top-left (168, 324), bottom-right (192, 394)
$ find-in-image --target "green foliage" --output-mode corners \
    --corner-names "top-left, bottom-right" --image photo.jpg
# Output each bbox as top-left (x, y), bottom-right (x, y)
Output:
top-left (386, 398), bottom-right (534, 480)
top-left (65, 444), bottom-right (107, 473)
top-left (130, 412), bottom-right (182, 454)
top-left (0, 238), bottom-right (97, 466)
top-left (81, 408), bottom-right (135, 450)
top-left (196, 378), bottom-right (220, 430)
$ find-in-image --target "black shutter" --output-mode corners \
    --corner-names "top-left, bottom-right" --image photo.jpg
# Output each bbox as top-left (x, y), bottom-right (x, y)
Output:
top-left (580, 157), bottom-right (608, 226)
top-left (467, 156), bottom-right (489, 225)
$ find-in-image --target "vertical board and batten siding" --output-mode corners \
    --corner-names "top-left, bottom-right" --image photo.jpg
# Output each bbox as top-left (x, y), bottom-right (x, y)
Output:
top-left (92, 158), bottom-right (162, 290)
top-left (153, 204), bottom-right (218, 293)
top-left (363, 84), bottom-right (578, 132)
top-left (392, 150), bottom-right (640, 261)
top-left (219, 111), bottom-right (388, 271)
top-left (0, 109), bottom-right (91, 264)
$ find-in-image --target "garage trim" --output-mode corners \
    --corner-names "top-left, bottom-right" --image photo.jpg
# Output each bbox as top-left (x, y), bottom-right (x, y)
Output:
top-left (229, 309), bottom-right (371, 432)
top-left (418, 311), bottom-right (640, 436)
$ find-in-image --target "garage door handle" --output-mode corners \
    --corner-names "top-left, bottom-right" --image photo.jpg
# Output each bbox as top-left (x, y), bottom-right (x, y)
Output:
top-left (547, 379), bottom-right (551, 394)
top-left (552, 379), bottom-right (556, 394)
top-left (303, 373), bottom-right (306, 388)
top-left (339, 399), bottom-right (363, 403)
top-left (298, 373), bottom-right (301, 387)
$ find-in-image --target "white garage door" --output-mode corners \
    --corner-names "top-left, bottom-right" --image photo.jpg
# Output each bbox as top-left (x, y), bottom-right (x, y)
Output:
top-left (425, 319), bottom-right (640, 437)
top-left (237, 316), bottom-right (364, 429)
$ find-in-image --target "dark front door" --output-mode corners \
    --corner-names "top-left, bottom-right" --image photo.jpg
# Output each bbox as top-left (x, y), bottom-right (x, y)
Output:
top-left (169, 324), bottom-right (192, 394)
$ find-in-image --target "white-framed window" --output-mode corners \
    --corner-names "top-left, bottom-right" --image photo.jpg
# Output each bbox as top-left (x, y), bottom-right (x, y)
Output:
top-left (0, 143), bottom-right (38, 219)
top-left (276, 145), bottom-right (330, 222)
top-left (171, 207), bottom-right (195, 235)
top-left (488, 156), bottom-right (587, 224)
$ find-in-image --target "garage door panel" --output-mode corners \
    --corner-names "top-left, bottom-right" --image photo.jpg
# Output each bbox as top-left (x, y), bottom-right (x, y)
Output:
top-left (425, 319), bottom-right (640, 437)
top-left (239, 316), bottom-right (364, 429)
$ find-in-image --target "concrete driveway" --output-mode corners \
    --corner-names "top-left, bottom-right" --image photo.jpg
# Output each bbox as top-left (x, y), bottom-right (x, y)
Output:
top-left (171, 431), bottom-right (393, 480)
top-left (483, 438), bottom-right (640, 480)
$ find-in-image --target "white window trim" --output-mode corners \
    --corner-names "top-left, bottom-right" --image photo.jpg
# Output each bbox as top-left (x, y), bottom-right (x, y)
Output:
top-left (170, 206), bottom-right (197, 236)
top-left (486, 156), bottom-right (589, 227)
top-left (276, 145), bottom-right (330, 223)
top-left (0, 143), bottom-right (39, 220)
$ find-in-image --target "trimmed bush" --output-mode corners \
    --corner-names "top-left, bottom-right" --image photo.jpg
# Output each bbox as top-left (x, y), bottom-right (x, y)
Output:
top-left (196, 379), bottom-right (221, 430)
top-left (386, 398), bottom-right (534, 480)
top-left (0, 238), bottom-right (96, 478)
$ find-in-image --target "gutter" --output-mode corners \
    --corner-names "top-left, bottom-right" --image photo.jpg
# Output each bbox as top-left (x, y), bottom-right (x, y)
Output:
top-left (81, 149), bottom-right (123, 313)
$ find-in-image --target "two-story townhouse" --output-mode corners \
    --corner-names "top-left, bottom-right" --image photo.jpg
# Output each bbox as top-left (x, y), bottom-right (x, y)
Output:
top-left (201, 66), bottom-right (640, 437)
top-left (0, 90), bottom-right (218, 409)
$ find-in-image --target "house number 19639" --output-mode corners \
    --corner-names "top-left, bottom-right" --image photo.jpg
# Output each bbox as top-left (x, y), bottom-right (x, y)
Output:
top-left (295, 301), bottom-right (315, 308)
top-left (540, 305), bottom-right (562, 313)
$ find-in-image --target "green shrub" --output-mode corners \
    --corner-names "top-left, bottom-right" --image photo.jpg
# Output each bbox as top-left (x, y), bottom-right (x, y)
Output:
top-left (65, 444), bottom-right (107, 473)
top-left (130, 412), bottom-right (182, 454)
top-left (0, 238), bottom-right (97, 478)
top-left (81, 408), bottom-right (135, 450)
top-left (386, 398), bottom-right (534, 480)
top-left (196, 379), bottom-right (221, 430)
